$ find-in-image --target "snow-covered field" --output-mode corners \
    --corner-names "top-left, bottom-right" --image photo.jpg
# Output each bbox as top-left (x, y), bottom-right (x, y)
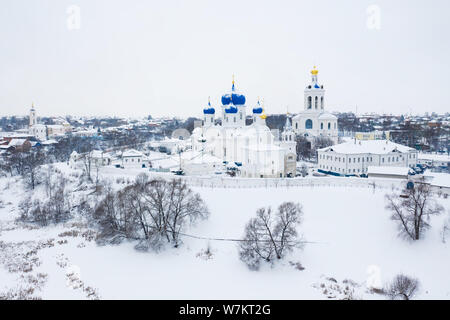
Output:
top-left (0, 164), bottom-right (449, 300)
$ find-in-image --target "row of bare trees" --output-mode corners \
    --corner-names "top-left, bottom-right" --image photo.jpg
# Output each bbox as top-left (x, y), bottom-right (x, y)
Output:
top-left (0, 150), bottom-right (45, 189)
top-left (94, 174), bottom-right (209, 251)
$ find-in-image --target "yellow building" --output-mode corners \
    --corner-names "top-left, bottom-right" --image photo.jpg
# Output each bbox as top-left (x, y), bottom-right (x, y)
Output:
top-left (355, 131), bottom-right (390, 141)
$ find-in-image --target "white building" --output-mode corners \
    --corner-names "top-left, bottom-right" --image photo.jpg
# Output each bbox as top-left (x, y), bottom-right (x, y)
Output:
top-left (418, 153), bottom-right (450, 170)
top-left (367, 166), bottom-right (410, 179)
top-left (317, 139), bottom-right (418, 176)
top-left (292, 67), bottom-right (338, 145)
top-left (28, 104), bottom-right (71, 140)
top-left (69, 150), bottom-right (112, 168)
top-left (121, 149), bottom-right (148, 168)
top-left (179, 150), bottom-right (223, 175)
top-left (190, 79), bottom-right (296, 178)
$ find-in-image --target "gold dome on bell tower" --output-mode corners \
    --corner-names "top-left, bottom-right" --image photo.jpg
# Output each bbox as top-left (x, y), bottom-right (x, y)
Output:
top-left (311, 66), bottom-right (319, 75)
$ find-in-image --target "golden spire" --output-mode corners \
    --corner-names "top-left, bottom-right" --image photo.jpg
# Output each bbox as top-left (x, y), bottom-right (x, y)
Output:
top-left (232, 74), bottom-right (235, 85)
top-left (260, 109), bottom-right (267, 120)
top-left (260, 99), bottom-right (267, 119)
top-left (311, 66), bottom-right (319, 75)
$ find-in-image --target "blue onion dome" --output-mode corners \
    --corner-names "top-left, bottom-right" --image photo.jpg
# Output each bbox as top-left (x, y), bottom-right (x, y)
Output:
top-left (203, 108), bottom-right (215, 114)
top-left (314, 84), bottom-right (320, 89)
top-left (225, 106), bottom-right (238, 114)
top-left (221, 78), bottom-right (246, 106)
top-left (253, 98), bottom-right (263, 114)
top-left (203, 98), bottom-right (215, 114)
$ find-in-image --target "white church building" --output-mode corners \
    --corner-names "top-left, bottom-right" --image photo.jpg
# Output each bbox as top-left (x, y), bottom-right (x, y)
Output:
top-left (190, 79), bottom-right (296, 178)
top-left (292, 67), bottom-right (338, 144)
top-left (28, 103), bottom-right (71, 141)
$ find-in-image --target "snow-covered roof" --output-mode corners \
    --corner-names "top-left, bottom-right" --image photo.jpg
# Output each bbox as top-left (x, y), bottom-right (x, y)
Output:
top-left (418, 153), bottom-right (450, 162)
top-left (185, 153), bottom-right (222, 165)
top-left (122, 149), bottom-right (144, 157)
top-left (41, 139), bottom-right (58, 145)
top-left (318, 112), bottom-right (337, 120)
top-left (245, 144), bottom-right (283, 152)
top-left (152, 157), bottom-right (179, 169)
top-left (367, 166), bottom-right (410, 176)
top-left (424, 172), bottom-right (450, 188)
top-left (8, 138), bottom-right (27, 147)
top-left (91, 150), bottom-right (111, 159)
top-left (319, 140), bottom-right (415, 155)
top-left (31, 124), bottom-right (46, 128)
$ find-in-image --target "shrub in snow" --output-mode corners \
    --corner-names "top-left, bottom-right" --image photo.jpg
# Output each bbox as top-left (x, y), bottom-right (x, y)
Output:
top-left (441, 215), bottom-right (450, 243)
top-left (94, 174), bottom-right (209, 251)
top-left (385, 183), bottom-right (444, 241)
top-left (18, 175), bottom-right (71, 226)
top-left (239, 202), bottom-right (303, 270)
top-left (386, 274), bottom-right (419, 300)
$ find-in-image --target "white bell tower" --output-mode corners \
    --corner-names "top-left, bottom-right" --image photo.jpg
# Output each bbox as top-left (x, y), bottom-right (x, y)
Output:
top-left (304, 66), bottom-right (325, 112)
top-left (29, 103), bottom-right (37, 127)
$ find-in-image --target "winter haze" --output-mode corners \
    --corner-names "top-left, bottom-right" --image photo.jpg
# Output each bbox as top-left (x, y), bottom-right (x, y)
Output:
top-left (0, 0), bottom-right (449, 117)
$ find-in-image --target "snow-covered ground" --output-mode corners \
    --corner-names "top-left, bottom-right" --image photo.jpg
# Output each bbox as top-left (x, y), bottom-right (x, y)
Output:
top-left (0, 164), bottom-right (449, 299)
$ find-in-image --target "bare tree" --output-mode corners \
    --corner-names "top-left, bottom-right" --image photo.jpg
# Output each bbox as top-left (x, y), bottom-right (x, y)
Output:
top-left (300, 164), bottom-right (308, 177)
top-left (80, 151), bottom-right (94, 183)
top-left (313, 136), bottom-right (334, 157)
top-left (19, 174), bottom-right (71, 226)
top-left (386, 274), bottom-right (420, 300)
top-left (385, 183), bottom-right (444, 240)
top-left (239, 202), bottom-right (303, 270)
top-left (22, 150), bottom-right (45, 190)
top-left (295, 135), bottom-right (312, 160)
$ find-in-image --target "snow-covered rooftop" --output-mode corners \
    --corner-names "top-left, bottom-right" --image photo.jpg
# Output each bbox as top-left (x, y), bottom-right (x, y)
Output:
top-left (122, 149), bottom-right (144, 157)
top-left (319, 140), bottom-right (415, 155)
top-left (367, 166), bottom-right (410, 176)
top-left (424, 172), bottom-right (450, 188)
top-left (418, 153), bottom-right (450, 162)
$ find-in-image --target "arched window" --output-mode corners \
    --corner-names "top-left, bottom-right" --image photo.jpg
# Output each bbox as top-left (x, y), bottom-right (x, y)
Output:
top-left (315, 96), bottom-right (318, 109)
top-left (295, 122), bottom-right (298, 129)
top-left (308, 96), bottom-right (312, 109)
top-left (305, 119), bottom-right (313, 129)
top-left (334, 122), bottom-right (336, 129)
top-left (320, 122), bottom-right (324, 130)
top-left (328, 122), bottom-right (331, 130)
top-left (321, 96), bottom-right (324, 109)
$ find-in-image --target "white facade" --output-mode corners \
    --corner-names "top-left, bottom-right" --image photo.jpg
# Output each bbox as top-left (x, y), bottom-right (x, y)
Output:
top-left (29, 124), bottom-right (47, 141)
top-left (317, 139), bottom-right (418, 176)
top-left (292, 67), bottom-right (338, 144)
top-left (417, 153), bottom-right (450, 169)
top-left (121, 149), bottom-right (147, 168)
top-left (28, 104), bottom-right (71, 140)
top-left (191, 80), bottom-right (295, 178)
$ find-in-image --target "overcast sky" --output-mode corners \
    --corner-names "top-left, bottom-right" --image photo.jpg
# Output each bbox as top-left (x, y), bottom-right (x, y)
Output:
top-left (0, 0), bottom-right (449, 118)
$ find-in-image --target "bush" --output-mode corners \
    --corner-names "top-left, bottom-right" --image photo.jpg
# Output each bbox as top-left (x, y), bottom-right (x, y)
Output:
top-left (386, 274), bottom-right (420, 300)
top-left (239, 202), bottom-right (303, 270)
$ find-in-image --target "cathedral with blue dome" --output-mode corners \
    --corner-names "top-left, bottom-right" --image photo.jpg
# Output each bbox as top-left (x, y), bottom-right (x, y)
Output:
top-left (191, 77), bottom-right (297, 178)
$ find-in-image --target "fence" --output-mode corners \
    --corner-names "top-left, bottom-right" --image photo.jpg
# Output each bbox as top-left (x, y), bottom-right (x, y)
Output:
top-left (144, 172), bottom-right (404, 191)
